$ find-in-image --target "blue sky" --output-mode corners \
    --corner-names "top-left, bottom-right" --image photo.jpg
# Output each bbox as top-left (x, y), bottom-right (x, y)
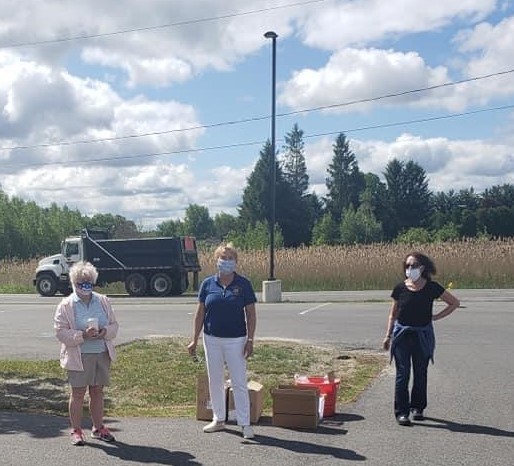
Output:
top-left (1, 0), bottom-right (513, 228)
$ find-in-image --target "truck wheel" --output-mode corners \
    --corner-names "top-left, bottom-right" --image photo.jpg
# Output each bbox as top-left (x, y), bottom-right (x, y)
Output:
top-left (150, 273), bottom-right (172, 297)
top-left (36, 274), bottom-right (58, 297)
top-left (125, 273), bottom-right (147, 297)
top-left (59, 286), bottom-right (73, 296)
top-left (170, 273), bottom-right (188, 296)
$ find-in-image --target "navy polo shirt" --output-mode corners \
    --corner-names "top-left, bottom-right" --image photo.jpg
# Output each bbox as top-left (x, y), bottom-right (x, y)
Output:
top-left (199, 273), bottom-right (257, 338)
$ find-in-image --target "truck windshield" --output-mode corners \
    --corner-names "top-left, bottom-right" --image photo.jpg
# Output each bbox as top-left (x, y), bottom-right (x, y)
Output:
top-left (65, 242), bottom-right (79, 257)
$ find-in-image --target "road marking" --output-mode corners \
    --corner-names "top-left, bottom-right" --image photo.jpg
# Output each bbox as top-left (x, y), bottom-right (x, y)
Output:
top-left (299, 302), bottom-right (331, 315)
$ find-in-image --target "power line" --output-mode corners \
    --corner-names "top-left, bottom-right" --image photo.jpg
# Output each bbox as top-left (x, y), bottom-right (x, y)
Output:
top-left (2, 67), bottom-right (514, 153)
top-left (4, 103), bottom-right (513, 170)
top-left (304, 103), bottom-right (514, 138)
top-left (281, 68), bottom-right (514, 117)
top-left (0, 0), bottom-right (324, 49)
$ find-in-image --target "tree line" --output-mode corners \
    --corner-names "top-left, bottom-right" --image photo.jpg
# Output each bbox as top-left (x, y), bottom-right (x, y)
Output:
top-left (1, 125), bottom-right (514, 259)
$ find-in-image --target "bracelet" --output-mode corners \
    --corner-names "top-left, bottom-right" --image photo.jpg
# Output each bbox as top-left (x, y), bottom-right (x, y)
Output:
top-left (247, 338), bottom-right (254, 342)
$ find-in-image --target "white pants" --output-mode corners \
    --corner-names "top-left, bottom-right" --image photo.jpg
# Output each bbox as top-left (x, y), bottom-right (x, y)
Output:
top-left (203, 333), bottom-right (250, 426)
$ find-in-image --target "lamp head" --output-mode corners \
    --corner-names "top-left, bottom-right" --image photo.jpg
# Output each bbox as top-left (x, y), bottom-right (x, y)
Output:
top-left (264, 31), bottom-right (278, 39)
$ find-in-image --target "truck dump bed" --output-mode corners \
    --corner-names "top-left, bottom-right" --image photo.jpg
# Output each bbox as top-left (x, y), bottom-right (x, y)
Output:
top-left (83, 236), bottom-right (201, 271)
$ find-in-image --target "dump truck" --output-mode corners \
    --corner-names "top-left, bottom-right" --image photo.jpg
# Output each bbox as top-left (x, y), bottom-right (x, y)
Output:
top-left (33, 229), bottom-right (201, 297)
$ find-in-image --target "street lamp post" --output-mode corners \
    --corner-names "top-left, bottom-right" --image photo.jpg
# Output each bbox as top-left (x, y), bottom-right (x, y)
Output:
top-left (264, 30), bottom-right (277, 282)
top-left (262, 31), bottom-right (282, 303)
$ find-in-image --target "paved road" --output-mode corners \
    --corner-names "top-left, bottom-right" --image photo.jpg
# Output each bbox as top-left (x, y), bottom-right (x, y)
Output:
top-left (1, 290), bottom-right (514, 465)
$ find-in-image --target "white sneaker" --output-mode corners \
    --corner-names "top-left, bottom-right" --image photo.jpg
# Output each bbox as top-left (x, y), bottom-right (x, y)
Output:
top-left (242, 425), bottom-right (254, 439)
top-left (203, 421), bottom-right (225, 433)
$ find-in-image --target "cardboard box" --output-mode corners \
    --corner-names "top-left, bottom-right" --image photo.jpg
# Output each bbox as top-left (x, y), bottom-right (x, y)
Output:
top-left (196, 372), bottom-right (214, 421)
top-left (271, 385), bottom-right (321, 429)
top-left (227, 380), bottom-right (264, 424)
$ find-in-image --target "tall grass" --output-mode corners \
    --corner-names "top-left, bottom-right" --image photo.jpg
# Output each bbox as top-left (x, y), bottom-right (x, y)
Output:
top-left (201, 238), bottom-right (514, 290)
top-left (2, 238), bottom-right (513, 293)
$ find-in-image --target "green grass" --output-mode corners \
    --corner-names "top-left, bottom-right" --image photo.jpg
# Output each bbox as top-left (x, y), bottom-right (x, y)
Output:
top-left (0, 337), bottom-right (387, 417)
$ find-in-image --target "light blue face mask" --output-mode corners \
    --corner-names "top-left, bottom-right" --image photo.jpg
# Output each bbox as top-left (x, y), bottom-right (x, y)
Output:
top-left (217, 258), bottom-right (236, 275)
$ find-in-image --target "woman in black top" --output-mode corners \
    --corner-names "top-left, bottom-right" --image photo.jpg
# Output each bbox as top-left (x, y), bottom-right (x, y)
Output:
top-left (383, 252), bottom-right (460, 426)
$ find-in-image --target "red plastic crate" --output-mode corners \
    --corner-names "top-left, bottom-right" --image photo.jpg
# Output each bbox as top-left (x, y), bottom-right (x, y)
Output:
top-left (294, 376), bottom-right (340, 417)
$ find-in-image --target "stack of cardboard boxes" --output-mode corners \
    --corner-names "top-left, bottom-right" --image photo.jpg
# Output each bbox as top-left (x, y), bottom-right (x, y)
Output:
top-left (196, 372), bottom-right (337, 430)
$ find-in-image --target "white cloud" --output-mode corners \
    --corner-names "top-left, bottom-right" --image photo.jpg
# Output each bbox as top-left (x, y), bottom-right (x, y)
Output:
top-left (2, 162), bottom-right (197, 226)
top-left (0, 52), bottom-right (203, 172)
top-left (0, 0), bottom-right (297, 87)
top-left (453, 16), bottom-right (514, 100)
top-left (298, 0), bottom-right (496, 50)
top-left (279, 47), bottom-right (451, 112)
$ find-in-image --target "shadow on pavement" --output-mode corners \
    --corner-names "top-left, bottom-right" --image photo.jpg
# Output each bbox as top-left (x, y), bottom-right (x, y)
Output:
top-left (0, 374), bottom-right (68, 417)
top-left (0, 410), bottom-right (68, 438)
top-left (225, 414), bottom-right (366, 462)
top-left (87, 441), bottom-right (201, 465)
top-left (236, 433), bottom-right (366, 461)
top-left (417, 417), bottom-right (514, 437)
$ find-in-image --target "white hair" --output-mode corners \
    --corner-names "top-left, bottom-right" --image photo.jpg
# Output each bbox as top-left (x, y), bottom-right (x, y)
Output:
top-left (69, 261), bottom-right (99, 284)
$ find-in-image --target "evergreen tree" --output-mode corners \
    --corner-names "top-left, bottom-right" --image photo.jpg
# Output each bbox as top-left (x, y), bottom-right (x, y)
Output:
top-left (383, 159), bottom-right (432, 238)
top-left (305, 192), bottom-right (324, 227)
top-left (280, 123), bottom-right (314, 245)
top-left (325, 133), bottom-right (365, 222)
top-left (239, 140), bottom-right (310, 247)
top-left (282, 123), bottom-right (309, 196)
top-left (481, 184), bottom-right (514, 208)
top-left (239, 141), bottom-right (275, 227)
top-left (360, 173), bottom-right (389, 230)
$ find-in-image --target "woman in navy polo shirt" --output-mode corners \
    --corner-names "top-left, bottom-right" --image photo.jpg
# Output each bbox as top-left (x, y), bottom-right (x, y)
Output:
top-left (188, 243), bottom-right (257, 439)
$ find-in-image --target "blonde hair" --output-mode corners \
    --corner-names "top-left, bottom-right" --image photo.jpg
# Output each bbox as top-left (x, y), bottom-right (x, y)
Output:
top-left (214, 242), bottom-right (238, 262)
top-left (69, 261), bottom-right (99, 284)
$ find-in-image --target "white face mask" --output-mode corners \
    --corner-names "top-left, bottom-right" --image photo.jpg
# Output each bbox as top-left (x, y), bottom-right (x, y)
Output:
top-left (406, 267), bottom-right (422, 282)
top-left (217, 258), bottom-right (236, 275)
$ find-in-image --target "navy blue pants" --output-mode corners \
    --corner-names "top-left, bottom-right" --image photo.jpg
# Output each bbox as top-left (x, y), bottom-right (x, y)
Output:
top-left (392, 332), bottom-right (430, 417)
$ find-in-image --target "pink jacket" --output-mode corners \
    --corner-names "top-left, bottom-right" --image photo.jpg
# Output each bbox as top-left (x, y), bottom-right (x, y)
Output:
top-left (54, 292), bottom-right (119, 371)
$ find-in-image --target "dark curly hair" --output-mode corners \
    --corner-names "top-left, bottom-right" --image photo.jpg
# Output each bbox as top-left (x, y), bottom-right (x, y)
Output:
top-left (403, 252), bottom-right (437, 279)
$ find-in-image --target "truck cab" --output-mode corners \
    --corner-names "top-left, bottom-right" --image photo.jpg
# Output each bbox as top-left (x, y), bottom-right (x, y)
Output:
top-left (33, 237), bottom-right (85, 296)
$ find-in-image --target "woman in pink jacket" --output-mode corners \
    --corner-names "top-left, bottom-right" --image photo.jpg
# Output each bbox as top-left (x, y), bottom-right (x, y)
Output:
top-left (54, 261), bottom-right (119, 446)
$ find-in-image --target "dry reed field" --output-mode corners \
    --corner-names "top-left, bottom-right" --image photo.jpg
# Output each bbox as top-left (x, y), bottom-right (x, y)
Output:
top-left (1, 238), bottom-right (513, 293)
top-left (201, 238), bottom-right (514, 291)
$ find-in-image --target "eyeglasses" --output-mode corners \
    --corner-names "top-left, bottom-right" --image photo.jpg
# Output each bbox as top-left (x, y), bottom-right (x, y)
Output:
top-left (405, 262), bottom-right (420, 268)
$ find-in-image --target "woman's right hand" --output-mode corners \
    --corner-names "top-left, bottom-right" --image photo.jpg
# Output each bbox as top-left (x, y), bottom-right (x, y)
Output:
top-left (382, 337), bottom-right (391, 351)
top-left (83, 327), bottom-right (98, 340)
top-left (187, 340), bottom-right (197, 356)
